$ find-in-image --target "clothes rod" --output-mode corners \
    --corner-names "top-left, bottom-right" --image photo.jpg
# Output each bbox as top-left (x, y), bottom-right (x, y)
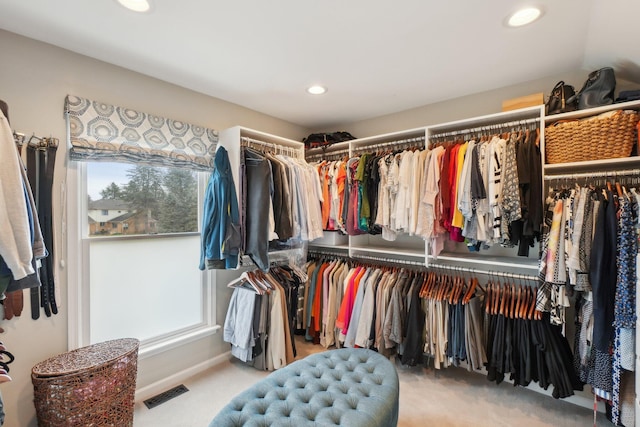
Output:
top-left (351, 135), bottom-right (426, 153)
top-left (307, 250), bottom-right (539, 281)
top-left (308, 249), bottom-right (424, 267)
top-left (544, 168), bottom-right (640, 181)
top-left (306, 147), bottom-right (351, 160)
top-left (307, 248), bottom-right (350, 258)
top-left (241, 136), bottom-right (303, 158)
top-left (427, 263), bottom-right (539, 281)
top-left (429, 117), bottom-right (539, 140)
top-left (351, 253), bottom-right (425, 267)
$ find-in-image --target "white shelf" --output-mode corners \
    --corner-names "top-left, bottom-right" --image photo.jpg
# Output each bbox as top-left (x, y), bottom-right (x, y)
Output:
top-left (428, 105), bottom-right (543, 135)
top-left (427, 254), bottom-right (539, 271)
top-left (544, 156), bottom-right (640, 174)
top-left (350, 246), bottom-right (425, 258)
top-left (349, 127), bottom-right (427, 149)
top-left (543, 99), bottom-right (640, 123)
top-left (307, 243), bottom-right (349, 251)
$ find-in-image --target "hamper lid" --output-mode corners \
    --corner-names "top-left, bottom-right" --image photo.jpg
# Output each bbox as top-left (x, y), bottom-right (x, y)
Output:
top-left (32, 338), bottom-right (139, 378)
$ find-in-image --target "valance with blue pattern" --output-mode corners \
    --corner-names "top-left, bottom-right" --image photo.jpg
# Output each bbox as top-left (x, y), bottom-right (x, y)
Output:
top-left (64, 95), bottom-right (217, 170)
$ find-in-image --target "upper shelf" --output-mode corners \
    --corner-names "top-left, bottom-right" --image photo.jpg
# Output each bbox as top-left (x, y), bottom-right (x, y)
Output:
top-left (542, 100), bottom-right (640, 171)
top-left (544, 156), bottom-right (640, 175)
top-left (543, 99), bottom-right (640, 124)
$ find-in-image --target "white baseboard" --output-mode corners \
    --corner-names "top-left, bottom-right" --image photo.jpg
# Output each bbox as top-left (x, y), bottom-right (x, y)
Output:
top-left (135, 351), bottom-right (232, 402)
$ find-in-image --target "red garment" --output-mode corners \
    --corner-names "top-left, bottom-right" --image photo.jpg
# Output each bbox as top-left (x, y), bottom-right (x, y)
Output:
top-left (336, 266), bottom-right (366, 334)
top-left (446, 144), bottom-right (460, 232)
top-left (311, 263), bottom-right (329, 334)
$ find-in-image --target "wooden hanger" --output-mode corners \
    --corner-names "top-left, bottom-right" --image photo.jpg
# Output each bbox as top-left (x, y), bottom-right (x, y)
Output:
top-left (499, 283), bottom-right (508, 317)
top-left (486, 282), bottom-right (494, 314)
top-left (513, 283), bottom-right (520, 318)
top-left (447, 275), bottom-right (457, 304)
top-left (453, 276), bottom-right (463, 305)
top-left (514, 285), bottom-right (522, 319)
top-left (521, 285), bottom-right (529, 320)
top-left (227, 272), bottom-right (262, 295)
top-left (493, 282), bottom-right (500, 315)
top-left (462, 277), bottom-right (475, 304)
top-left (528, 287), bottom-right (537, 320)
top-left (456, 276), bottom-right (466, 305)
top-left (615, 181), bottom-right (624, 199)
top-left (491, 282), bottom-right (499, 315)
top-left (251, 271), bottom-right (274, 294)
top-left (435, 275), bottom-right (446, 301)
top-left (483, 282), bottom-right (491, 313)
top-left (439, 274), bottom-right (451, 301)
top-left (449, 275), bottom-right (459, 304)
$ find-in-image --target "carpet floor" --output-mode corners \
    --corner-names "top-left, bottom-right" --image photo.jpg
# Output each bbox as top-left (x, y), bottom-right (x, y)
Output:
top-left (133, 336), bottom-right (610, 426)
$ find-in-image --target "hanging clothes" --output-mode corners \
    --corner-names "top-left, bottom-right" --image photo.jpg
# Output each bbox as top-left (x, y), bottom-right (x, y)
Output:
top-left (199, 146), bottom-right (241, 270)
top-left (0, 108), bottom-right (49, 322)
top-left (241, 145), bottom-right (323, 270)
top-left (611, 196), bottom-right (637, 424)
top-left (223, 265), bottom-right (305, 370)
top-left (0, 110), bottom-right (40, 282)
top-left (304, 252), bottom-right (584, 400)
top-left (311, 125), bottom-right (542, 257)
top-left (540, 180), bottom-right (639, 417)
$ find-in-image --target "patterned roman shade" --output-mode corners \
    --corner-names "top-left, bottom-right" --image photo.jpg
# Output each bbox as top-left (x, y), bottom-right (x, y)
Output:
top-left (64, 95), bottom-right (217, 170)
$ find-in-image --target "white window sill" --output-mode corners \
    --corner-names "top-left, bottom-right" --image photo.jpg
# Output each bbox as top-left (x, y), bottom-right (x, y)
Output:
top-left (138, 324), bottom-right (221, 360)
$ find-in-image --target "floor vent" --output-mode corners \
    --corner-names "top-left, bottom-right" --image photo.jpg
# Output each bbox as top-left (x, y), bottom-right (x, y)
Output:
top-left (143, 384), bottom-right (190, 409)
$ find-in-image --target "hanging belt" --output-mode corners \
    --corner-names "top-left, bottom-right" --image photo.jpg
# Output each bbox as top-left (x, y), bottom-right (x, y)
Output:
top-left (44, 144), bottom-right (58, 315)
top-left (26, 144), bottom-right (40, 320)
top-left (37, 145), bottom-right (58, 316)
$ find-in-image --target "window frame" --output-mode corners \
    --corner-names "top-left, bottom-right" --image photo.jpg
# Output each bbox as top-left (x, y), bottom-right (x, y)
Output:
top-left (66, 161), bottom-right (219, 359)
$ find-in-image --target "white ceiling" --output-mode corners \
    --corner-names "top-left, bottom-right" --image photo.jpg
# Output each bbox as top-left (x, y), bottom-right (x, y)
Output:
top-left (0, 0), bottom-right (639, 129)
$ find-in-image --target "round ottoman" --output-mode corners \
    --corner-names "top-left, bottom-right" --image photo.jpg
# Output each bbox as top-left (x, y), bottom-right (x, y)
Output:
top-left (210, 347), bottom-right (399, 427)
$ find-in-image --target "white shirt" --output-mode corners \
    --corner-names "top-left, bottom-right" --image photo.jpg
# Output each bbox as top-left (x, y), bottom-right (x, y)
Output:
top-left (0, 112), bottom-right (35, 280)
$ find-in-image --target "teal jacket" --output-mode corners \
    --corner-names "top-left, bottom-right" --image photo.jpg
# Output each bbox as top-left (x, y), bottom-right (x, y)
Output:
top-left (199, 146), bottom-right (240, 270)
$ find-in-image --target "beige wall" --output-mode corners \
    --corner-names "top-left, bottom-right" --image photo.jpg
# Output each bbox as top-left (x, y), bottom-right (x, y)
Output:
top-left (0, 29), bottom-right (309, 427)
top-left (325, 72), bottom-right (637, 137)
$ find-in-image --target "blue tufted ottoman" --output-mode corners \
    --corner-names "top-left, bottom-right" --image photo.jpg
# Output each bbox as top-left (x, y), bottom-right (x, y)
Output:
top-left (209, 348), bottom-right (399, 427)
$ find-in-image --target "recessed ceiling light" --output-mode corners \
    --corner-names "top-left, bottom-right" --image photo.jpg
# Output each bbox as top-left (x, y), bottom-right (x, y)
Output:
top-left (117, 0), bottom-right (151, 13)
top-left (506, 7), bottom-right (542, 27)
top-left (307, 85), bottom-right (327, 95)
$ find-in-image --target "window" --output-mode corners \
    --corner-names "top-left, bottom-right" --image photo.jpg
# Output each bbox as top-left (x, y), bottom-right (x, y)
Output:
top-left (64, 94), bottom-right (220, 355)
top-left (67, 161), bottom-right (217, 356)
top-left (87, 163), bottom-right (198, 237)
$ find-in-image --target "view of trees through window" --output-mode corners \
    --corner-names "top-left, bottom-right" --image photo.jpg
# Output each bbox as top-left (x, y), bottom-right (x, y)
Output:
top-left (87, 163), bottom-right (198, 236)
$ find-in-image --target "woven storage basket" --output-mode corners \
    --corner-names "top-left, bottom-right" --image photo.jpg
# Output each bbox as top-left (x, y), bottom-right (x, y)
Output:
top-left (32, 338), bottom-right (139, 427)
top-left (545, 110), bottom-right (639, 164)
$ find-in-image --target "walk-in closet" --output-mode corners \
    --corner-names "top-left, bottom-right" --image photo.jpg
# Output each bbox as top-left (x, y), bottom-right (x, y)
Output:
top-left (1, 1), bottom-right (640, 426)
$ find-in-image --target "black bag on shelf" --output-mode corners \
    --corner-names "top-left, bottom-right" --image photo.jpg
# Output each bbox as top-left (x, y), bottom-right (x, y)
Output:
top-left (569, 67), bottom-right (616, 110)
top-left (303, 131), bottom-right (356, 149)
top-left (545, 81), bottom-right (578, 115)
top-left (615, 89), bottom-right (640, 103)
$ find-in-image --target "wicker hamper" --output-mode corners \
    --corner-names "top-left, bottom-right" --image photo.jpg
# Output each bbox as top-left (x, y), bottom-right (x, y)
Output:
top-left (545, 109), bottom-right (639, 164)
top-left (32, 338), bottom-right (139, 427)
